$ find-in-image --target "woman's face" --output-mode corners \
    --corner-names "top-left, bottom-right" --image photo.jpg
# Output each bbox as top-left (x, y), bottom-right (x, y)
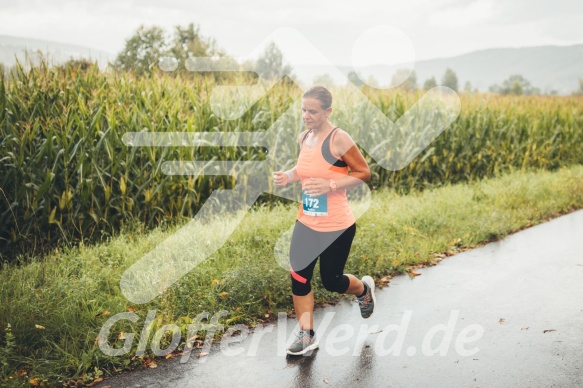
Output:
top-left (301, 98), bottom-right (331, 130)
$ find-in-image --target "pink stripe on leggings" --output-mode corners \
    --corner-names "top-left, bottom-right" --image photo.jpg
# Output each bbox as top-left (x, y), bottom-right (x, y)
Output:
top-left (290, 268), bottom-right (307, 284)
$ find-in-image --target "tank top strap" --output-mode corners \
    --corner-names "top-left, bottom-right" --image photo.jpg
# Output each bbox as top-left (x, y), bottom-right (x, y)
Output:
top-left (322, 127), bottom-right (347, 167)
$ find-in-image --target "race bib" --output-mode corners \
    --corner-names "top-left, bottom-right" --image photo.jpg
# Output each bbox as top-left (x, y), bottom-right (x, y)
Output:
top-left (302, 192), bottom-right (328, 216)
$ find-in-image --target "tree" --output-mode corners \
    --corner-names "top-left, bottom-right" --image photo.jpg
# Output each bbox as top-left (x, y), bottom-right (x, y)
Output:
top-left (255, 42), bottom-right (292, 80)
top-left (347, 71), bottom-right (363, 87)
top-left (57, 58), bottom-right (97, 75)
top-left (463, 81), bottom-right (473, 93)
top-left (423, 77), bottom-right (437, 90)
top-left (574, 79), bottom-right (583, 95)
top-left (113, 23), bottom-right (223, 75)
top-left (391, 68), bottom-right (417, 92)
top-left (365, 75), bottom-right (379, 88)
top-left (441, 68), bottom-right (458, 91)
top-left (490, 74), bottom-right (539, 95)
top-left (168, 23), bottom-right (222, 63)
top-left (313, 73), bottom-right (335, 87)
top-left (113, 25), bottom-right (167, 75)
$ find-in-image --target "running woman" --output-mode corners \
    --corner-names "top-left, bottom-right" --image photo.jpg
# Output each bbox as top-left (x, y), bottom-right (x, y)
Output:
top-left (273, 86), bottom-right (376, 356)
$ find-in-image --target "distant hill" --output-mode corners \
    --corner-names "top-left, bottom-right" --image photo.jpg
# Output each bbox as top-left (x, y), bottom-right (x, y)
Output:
top-left (1, 35), bottom-right (581, 94)
top-left (0, 35), bottom-right (113, 69)
top-left (340, 45), bottom-right (583, 95)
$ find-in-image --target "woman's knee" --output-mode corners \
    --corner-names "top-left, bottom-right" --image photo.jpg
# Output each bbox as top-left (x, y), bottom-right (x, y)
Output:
top-left (291, 277), bottom-right (312, 296)
top-left (321, 273), bottom-right (350, 293)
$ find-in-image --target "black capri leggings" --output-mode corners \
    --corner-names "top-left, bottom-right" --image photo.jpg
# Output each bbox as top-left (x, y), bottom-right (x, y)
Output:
top-left (290, 221), bottom-right (357, 296)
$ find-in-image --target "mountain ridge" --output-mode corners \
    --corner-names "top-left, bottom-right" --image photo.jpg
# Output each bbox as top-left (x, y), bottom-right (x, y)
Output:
top-left (340, 44), bottom-right (583, 94)
top-left (0, 34), bottom-right (113, 69)
top-left (1, 35), bottom-right (581, 94)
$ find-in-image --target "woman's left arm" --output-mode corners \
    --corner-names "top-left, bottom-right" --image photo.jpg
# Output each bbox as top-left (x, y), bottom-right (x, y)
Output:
top-left (332, 130), bottom-right (371, 189)
top-left (303, 130), bottom-right (371, 196)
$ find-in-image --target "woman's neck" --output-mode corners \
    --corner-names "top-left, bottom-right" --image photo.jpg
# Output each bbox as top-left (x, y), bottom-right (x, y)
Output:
top-left (311, 122), bottom-right (332, 136)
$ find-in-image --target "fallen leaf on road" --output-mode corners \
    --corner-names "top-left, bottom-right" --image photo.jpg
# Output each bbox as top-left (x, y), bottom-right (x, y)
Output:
top-left (87, 377), bottom-right (103, 386)
top-left (196, 352), bottom-right (209, 358)
top-left (543, 329), bottom-right (556, 333)
top-left (141, 356), bottom-right (155, 368)
top-left (408, 270), bottom-right (421, 277)
top-left (149, 362), bottom-right (157, 368)
top-left (323, 378), bottom-right (329, 384)
top-left (499, 318), bottom-right (505, 324)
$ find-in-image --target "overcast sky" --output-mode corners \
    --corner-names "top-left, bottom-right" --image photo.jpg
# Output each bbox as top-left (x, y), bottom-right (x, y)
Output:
top-left (1, 0), bottom-right (582, 66)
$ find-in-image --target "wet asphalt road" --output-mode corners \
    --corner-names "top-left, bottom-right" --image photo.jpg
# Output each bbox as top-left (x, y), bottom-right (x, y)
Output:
top-left (97, 209), bottom-right (583, 387)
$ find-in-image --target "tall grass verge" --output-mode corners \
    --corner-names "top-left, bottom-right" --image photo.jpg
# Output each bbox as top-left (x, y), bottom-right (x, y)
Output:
top-left (2, 61), bottom-right (582, 261)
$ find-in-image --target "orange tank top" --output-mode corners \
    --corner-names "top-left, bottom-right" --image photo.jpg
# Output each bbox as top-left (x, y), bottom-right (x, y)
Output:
top-left (295, 127), bottom-right (356, 232)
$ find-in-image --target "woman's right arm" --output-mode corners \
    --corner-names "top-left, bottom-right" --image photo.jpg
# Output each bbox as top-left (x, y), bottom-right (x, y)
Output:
top-left (273, 129), bottom-right (308, 186)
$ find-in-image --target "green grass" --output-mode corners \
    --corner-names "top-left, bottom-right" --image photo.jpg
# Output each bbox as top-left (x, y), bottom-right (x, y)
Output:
top-left (1, 164), bottom-right (583, 386)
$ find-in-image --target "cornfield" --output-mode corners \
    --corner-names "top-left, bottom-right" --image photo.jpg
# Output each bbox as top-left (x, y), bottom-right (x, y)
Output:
top-left (1, 61), bottom-right (582, 262)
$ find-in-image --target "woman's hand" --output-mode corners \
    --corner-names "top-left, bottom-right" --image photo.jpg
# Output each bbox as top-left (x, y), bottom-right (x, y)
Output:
top-left (273, 171), bottom-right (289, 187)
top-left (303, 178), bottom-right (331, 197)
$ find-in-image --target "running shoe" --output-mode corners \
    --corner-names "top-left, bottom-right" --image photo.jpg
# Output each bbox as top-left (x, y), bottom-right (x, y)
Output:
top-left (357, 276), bottom-right (376, 318)
top-left (286, 330), bottom-right (319, 356)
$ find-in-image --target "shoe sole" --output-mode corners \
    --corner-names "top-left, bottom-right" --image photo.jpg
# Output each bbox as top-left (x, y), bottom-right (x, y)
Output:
top-left (361, 275), bottom-right (376, 318)
top-left (286, 340), bottom-right (319, 356)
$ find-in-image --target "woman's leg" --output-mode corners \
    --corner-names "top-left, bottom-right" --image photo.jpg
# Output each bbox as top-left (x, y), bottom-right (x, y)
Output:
top-left (289, 221), bottom-right (320, 330)
top-left (292, 291), bottom-right (314, 330)
top-left (343, 274), bottom-right (365, 296)
top-left (319, 223), bottom-right (375, 318)
top-left (319, 223), bottom-right (365, 296)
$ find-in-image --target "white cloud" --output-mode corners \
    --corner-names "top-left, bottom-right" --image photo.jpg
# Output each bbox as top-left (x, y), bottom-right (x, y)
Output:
top-left (428, 0), bottom-right (495, 28)
top-left (0, 0), bottom-right (581, 66)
